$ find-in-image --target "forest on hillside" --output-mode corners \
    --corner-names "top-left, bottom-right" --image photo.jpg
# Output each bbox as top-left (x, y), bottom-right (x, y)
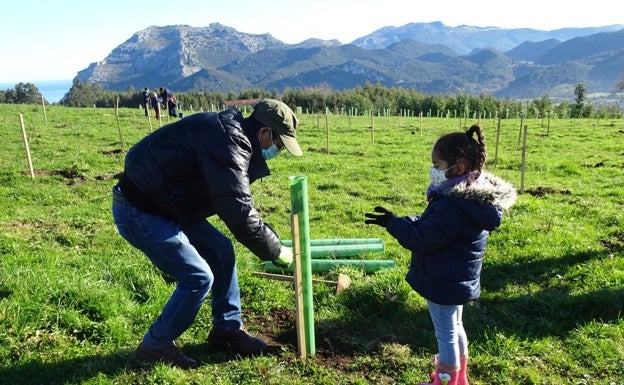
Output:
top-left (2, 79), bottom-right (623, 119)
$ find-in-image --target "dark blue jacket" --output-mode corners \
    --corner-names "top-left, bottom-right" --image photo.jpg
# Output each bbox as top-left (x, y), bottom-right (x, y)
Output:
top-left (385, 173), bottom-right (517, 305)
top-left (121, 109), bottom-right (282, 261)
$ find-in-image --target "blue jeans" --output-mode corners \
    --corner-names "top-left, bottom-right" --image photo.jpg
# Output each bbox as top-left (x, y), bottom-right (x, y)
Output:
top-left (112, 186), bottom-right (242, 349)
top-left (427, 300), bottom-right (468, 366)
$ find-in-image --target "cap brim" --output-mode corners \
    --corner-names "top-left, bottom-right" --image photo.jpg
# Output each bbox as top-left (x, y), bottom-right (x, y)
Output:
top-left (279, 134), bottom-right (303, 156)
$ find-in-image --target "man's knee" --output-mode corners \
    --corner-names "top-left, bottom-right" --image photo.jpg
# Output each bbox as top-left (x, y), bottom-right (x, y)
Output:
top-left (179, 266), bottom-right (214, 295)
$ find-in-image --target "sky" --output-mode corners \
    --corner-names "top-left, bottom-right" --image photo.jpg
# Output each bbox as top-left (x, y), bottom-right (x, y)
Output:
top-left (3, 0), bottom-right (623, 83)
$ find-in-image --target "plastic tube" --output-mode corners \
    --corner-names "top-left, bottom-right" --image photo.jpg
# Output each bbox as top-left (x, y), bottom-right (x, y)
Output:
top-left (308, 243), bottom-right (385, 258)
top-left (281, 238), bottom-right (384, 247)
top-left (264, 259), bottom-right (396, 274)
top-left (290, 175), bottom-right (315, 356)
top-left (281, 239), bottom-right (385, 258)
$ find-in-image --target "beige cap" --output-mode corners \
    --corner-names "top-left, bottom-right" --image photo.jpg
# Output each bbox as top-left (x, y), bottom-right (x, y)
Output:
top-left (252, 98), bottom-right (302, 156)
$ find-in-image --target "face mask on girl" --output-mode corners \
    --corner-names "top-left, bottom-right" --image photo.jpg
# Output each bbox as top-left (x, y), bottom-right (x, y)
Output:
top-left (261, 130), bottom-right (282, 160)
top-left (429, 165), bottom-right (455, 187)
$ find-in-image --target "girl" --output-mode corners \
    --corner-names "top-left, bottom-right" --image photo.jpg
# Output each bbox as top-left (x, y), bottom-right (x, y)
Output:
top-left (365, 124), bottom-right (517, 385)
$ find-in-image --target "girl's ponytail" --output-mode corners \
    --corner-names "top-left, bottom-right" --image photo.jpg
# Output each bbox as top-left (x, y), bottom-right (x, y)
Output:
top-left (466, 124), bottom-right (487, 171)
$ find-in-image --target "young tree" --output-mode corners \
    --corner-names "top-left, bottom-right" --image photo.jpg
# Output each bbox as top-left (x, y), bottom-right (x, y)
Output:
top-left (573, 82), bottom-right (588, 118)
top-left (532, 95), bottom-right (553, 118)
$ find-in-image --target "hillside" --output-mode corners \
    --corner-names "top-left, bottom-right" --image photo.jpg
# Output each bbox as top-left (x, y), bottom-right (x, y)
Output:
top-left (76, 22), bottom-right (624, 99)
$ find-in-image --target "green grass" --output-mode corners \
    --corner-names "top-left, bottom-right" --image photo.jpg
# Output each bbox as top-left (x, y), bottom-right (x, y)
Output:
top-left (0, 104), bottom-right (623, 384)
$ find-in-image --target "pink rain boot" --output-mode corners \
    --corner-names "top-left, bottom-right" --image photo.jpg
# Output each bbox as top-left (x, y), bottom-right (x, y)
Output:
top-left (429, 355), bottom-right (439, 381)
top-left (420, 358), bottom-right (459, 385)
top-left (457, 354), bottom-right (469, 385)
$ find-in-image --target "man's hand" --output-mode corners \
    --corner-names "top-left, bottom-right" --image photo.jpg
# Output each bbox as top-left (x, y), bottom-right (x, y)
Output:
top-left (272, 246), bottom-right (293, 268)
top-left (364, 206), bottom-right (397, 227)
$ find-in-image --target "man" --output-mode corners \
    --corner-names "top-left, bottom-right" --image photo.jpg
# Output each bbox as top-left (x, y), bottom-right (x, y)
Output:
top-left (112, 98), bottom-right (303, 369)
top-left (142, 87), bottom-right (150, 116)
top-left (159, 87), bottom-right (178, 118)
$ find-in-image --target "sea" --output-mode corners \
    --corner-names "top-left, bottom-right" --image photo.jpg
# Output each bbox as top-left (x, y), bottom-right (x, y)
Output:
top-left (0, 79), bottom-right (73, 104)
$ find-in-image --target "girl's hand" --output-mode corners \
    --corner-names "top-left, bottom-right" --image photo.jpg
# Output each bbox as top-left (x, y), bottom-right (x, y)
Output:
top-left (364, 206), bottom-right (397, 227)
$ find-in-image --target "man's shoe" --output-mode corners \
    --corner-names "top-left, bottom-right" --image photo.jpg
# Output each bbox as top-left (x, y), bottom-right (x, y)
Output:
top-left (135, 342), bottom-right (199, 369)
top-left (207, 326), bottom-right (269, 355)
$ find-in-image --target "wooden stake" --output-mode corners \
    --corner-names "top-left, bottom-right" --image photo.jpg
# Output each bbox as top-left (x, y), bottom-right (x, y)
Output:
top-left (114, 97), bottom-right (125, 151)
top-left (547, 114), bottom-right (551, 137)
top-left (147, 102), bottom-right (154, 133)
top-left (252, 271), bottom-right (351, 294)
top-left (520, 125), bottom-right (528, 194)
top-left (518, 114), bottom-right (524, 145)
top-left (370, 112), bottom-right (374, 143)
top-left (41, 95), bottom-right (48, 126)
top-left (325, 112), bottom-right (329, 154)
top-left (336, 273), bottom-right (351, 295)
top-left (493, 117), bottom-right (501, 168)
top-left (18, 114), bottom-right (35, 179)
top-left (291, 214), bottom-right (306, 358)
top-left (253, 271), bottom-right (335, 285)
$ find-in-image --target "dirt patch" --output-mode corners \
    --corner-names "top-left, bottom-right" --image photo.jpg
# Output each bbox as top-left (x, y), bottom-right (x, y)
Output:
top-left (306, 147), bottom-right (330, 154)
top-left (21, 168), bottom-right (79, 178)
top-left (95, 173), bottom-right (122, 181)
top-left (21, 168), bottom-right (86, 184)
top-left (51, 168), bottom-right (82, 179)
top-left (600, 232), bottom-right (624, 250)
top-left (20, 170), bottom-right (122, 185)
top-left (101, 149), bottom-right (125, 156)
top-left (251, 307), bottom-right (358, 370)
top-left (525, 186), bottom-right (571, 197)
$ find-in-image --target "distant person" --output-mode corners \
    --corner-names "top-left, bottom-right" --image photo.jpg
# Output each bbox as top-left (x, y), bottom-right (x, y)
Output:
top-left (365, 125), bottom-right (517, 385)
top-left (142, 87), bottom-right (150, 116)
top-left (149, 92), bottom-right (161, 119)
top-left (167, 94), bottom-right (178, 118)
top-left (159, 87), bottom-right (178, 118)
top-left (112, 98), bottom-right (303, 369)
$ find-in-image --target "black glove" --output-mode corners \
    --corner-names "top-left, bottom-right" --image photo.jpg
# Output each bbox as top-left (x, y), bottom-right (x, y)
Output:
top-left (364, 206), bottom-right (397, 227)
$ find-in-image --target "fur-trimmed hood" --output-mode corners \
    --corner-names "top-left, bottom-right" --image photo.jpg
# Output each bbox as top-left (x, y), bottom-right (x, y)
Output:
top-left (441, 171), bottom-right (517, 232)
top-left (446, 171), bottom-right (517, 209)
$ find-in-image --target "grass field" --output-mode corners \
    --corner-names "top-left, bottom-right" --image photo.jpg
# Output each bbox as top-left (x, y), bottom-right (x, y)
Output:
top-left (0, 103), bottom-right (623, 384)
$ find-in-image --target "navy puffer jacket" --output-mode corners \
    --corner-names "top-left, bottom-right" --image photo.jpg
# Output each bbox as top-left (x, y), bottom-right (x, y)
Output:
top-left (385, 172), bottom-right (517, 305)
top-left (122, 109), bottom-right (282, 262)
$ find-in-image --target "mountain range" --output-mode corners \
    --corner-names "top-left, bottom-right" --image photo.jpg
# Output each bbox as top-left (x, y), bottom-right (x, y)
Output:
top-left (76, 22), bottom-right (624, 99)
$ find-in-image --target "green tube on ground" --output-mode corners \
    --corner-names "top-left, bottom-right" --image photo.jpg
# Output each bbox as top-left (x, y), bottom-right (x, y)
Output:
top-left (290, 175), bottom-right (315, 356)
top-left (281, 238), bottom-right (384, 247)
top-left (307, 243), bottom-right (385, 258)
top-left (264, 259), bottom-right (396, 274)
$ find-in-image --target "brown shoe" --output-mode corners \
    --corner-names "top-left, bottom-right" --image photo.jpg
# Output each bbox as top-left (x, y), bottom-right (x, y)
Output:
top-left (135, 342), bottom-right (199, 369)
top-left (207, 326), bottom-right (269, 355)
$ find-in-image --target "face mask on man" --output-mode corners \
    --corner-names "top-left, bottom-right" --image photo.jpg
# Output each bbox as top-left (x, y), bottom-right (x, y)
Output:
top-left (262, 144), bottom-right (281, 160)
top-left (429, 165), bottom-right (455, 186)
top-left (261, 130), bottom-right (282, 160)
